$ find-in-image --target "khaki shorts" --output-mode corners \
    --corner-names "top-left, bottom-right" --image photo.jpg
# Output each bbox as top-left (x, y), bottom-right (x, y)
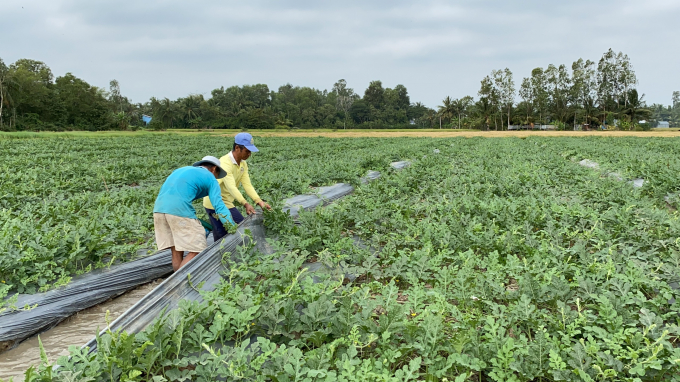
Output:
top-left (154, 213), bottom-right (207, 253)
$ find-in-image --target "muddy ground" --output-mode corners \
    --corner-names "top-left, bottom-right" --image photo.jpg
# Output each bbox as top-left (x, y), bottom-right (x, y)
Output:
top-left (0, 280), bottom-right (162, 381)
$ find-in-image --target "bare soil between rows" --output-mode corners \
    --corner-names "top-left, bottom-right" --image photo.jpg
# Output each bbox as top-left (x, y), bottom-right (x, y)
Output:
top-left (0, 280), bottom-right (163, 381)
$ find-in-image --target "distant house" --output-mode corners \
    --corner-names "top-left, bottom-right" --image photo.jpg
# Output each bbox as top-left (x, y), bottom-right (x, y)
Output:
top-left (657, 121), bottom-right (670, 128)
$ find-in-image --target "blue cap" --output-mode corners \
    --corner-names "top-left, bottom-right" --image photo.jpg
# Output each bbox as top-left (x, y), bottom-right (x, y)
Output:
top-left (234, 132), bottom-right (259, 152)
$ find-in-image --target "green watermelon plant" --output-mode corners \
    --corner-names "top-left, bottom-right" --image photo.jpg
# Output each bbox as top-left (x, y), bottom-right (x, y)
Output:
top-left (4, 135), bottom-right (680, 381)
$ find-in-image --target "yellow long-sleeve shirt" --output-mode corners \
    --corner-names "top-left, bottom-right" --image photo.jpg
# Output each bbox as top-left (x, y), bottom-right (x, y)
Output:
top-left (203, 152), bottom-right (262, 210)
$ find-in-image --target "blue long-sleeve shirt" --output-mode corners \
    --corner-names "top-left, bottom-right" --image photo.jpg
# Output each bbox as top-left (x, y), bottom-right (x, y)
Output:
top-left (153, 166), bottom-right (235, 226)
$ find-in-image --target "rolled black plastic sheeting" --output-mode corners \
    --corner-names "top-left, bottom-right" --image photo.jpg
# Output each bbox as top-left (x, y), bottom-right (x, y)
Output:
top-left (82, 219), bottom-right (370, 355)
top-left (390, 161), bottom-right (411, 170)
top-left (84, 174), bottom-right (385, 353)
top-left (282, 173), bottom-right (383, 218)
top-left (361, 170), bottom-right (381, 184)
top-left (83, 212), bottom-right (271, 353)
top-left (282, 183), bottom-right (355, 218)
top-left (577, 159), bottom-right (645, 188)
top-left (0, 173), bottom-right (381, 354)
top-left (0, 249), bottom-right (174, 351)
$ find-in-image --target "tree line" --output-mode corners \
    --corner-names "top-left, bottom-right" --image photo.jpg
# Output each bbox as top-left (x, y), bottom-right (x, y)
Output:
top-left (444, 49), bottom-right (678, 131)
top-left (0, 49), bottom-right (678, 131)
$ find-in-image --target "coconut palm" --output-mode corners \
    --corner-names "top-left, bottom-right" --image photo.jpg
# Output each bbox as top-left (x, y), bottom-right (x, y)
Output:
top-left (113, 111), bottom-right (130, 130)
top-left (428, 109), bottom-right (439, 128)
top-left (452, 96), bottom-right (473, 129)
top-left (181, 95), bottom-right (203, 128)
top-left (473, 97), bottom-right (493, 131)
top-left (150, 97), bottom-right (178, 129)
top-left (437, 96), bottom-right (455, 128)
top-left (621, 89), bottom-right (651, 128)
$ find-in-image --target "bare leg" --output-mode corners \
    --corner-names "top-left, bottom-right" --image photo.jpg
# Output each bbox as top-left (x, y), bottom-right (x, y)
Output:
top-left (171, 247), bottom-right (184, 271)
top-left (178, 252), bottom-right (199, 270)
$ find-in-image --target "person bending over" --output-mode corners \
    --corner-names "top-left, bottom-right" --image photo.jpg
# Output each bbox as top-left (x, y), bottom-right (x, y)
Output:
top-left (203, 133), bottom-right (271, 241)
top-left (153, 156), bottom-right (235, 271)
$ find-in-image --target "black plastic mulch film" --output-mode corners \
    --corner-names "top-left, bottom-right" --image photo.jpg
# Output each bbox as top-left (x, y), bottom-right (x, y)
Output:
top-left (85, 180), bottom-right (364, 352)
top-left (0, 170), bottom-right (388, 352)
top-left (84, 213), bottom-right (271, 353)
top-left (0, 250), bottom-right (174, 350)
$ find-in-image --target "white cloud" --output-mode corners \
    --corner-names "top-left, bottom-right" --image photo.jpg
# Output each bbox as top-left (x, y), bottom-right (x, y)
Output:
top-left (1, 0), bottom-right (678, 107)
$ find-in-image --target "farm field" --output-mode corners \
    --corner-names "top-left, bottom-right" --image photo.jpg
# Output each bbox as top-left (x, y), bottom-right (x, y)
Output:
top-left (3, 129), bottom-right (680, 141)
top-left (2, 135), bottom-right (680, 381)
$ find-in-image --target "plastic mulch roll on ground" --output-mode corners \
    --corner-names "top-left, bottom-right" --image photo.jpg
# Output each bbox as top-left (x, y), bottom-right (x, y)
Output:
top-left (361, 170), bottom-right (381, 184)
top-left (0, 250), bottom-right (173, 352)
top-left (0, 171), bottom-right (384, 353)
top-left (83, 212), bottom-right (271, 353)
top-left (577, 159), bottom-right (645, 188)
top-left (578, 159), bottom-right (600, 169)
top-left (0, 184), bottom-right (353, 352)
top-left (390, 161), bottom-right (411, 170)
top-left (282, 183), bottom-right (355, 218)
top-left (85, 175), bottom-right (386, 352)
top-left (630, 178), bottom-right (645, 188)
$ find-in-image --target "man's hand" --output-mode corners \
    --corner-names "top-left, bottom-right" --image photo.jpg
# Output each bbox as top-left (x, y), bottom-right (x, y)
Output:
top-left (257, 200), bottom-right (272, 211)
top-left (244, 203), bottom-right (257, 215)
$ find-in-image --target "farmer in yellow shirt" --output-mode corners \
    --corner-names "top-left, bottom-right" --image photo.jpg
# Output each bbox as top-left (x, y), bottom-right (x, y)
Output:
top-left (203, 133), bottom-right (271, 240)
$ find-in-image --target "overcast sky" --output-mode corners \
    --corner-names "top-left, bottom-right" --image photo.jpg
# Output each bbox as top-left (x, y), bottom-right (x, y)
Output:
top-left (3, 0), bottom-right (679, 108)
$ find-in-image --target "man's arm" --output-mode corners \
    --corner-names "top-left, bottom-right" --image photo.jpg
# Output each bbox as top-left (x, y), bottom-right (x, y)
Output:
top-left (208, 178), bottom-right (236, 226)
top-left (240, 170), bottom-right (262, 204)
top-left (241, 167), bottom-right (271, 211)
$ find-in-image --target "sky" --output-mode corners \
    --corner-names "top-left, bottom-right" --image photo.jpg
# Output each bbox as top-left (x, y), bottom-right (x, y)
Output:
top-left (2, 0), bottom-right (679, 108)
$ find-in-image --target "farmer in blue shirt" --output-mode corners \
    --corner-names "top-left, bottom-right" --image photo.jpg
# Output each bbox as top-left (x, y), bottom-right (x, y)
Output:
top-left (153, 156), bottom-right (236, 271)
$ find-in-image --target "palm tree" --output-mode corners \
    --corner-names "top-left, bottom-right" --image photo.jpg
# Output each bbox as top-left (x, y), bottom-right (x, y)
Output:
top-left (181, 95), bottom-right (203, 128)
top-left (150, 97), bottom-right (177, 129)
top-left (452, 96), bottom-right (473, 129)
top-left (474, 97), bottom-right (493, 131)
top-left (621, 89), bottom-right (651, 129)
top-left (438, 96), bottom-right (455, 128)
top-left (422, 109), bottom-right (437, 128)
top-left (275, 112), bottom-right (293, 129)
top-left (430, 109), bottom-right (439, 128)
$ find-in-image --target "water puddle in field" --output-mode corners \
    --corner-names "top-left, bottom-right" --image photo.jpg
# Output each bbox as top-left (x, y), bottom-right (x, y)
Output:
top-left (0, 280), bottom-right (162, 381)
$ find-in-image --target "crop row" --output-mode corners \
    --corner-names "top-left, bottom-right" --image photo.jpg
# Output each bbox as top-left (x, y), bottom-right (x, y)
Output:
top-left (0, 135), bottom-right (427, 293)
top-left (17, 136), bottom-right (680, 381)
